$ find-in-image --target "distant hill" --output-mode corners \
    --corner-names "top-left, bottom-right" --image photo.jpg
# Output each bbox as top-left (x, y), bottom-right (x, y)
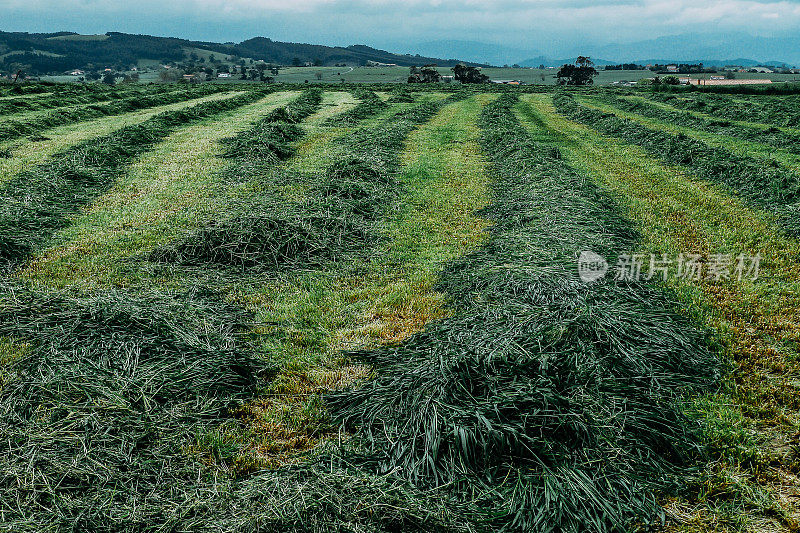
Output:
top-left (0, 31), bottom-right (484, 75)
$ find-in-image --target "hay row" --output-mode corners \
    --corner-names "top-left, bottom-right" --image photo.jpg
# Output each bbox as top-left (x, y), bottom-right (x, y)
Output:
top-left (152, 92), bottom-right (466, 272)
top-left (0, 89), bottom-right (271, 266)
top-left (597, 93), bottom-right (800, 155)
top-left (221, 88), bottom-right (323, 161)
top-left (324, 94), bottom-right (722, 531)
top-left (646, 91), bottom-right (800, 128)
top-left (0, 84), bottom-right (234, 143)
top-left (0, 284), bottom-right (265, 531)
top-left (553, 92), bottom-right (800, 235)
top-left (321, 88), bottom-right (388, 127)
top-left (0, 84), bottom-right (171, 116)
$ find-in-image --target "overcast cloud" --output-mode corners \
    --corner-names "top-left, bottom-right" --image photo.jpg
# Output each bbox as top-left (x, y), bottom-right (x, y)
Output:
top-left (2, 0), bottom-right (800, 57)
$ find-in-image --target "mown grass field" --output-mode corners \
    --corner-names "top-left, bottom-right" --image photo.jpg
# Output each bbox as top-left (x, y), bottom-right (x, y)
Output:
top-left (1, 82), bottom-right (799, 532)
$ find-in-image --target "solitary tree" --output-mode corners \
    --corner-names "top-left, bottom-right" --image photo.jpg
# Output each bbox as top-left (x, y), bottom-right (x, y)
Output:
top-left (556, 56), bottom-right (598, 86)
top-left (452, 64), bottom-right (489, 84)
top-left (408, 64), bottom-right (442, 83)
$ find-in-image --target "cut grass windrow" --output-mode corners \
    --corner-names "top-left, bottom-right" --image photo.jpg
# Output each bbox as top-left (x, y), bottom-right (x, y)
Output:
top-left (325, 94), bottom-right (722, 532)
top-left (553, 92), bottom-right (800, 235)
top-left (597, 92), bottom-right (800, 155)
top-left (0, 84), bottom-right (171, 116)
top-left (0, 90), bottom-right (240, 188)
top-left (321, 88), bottom-right (389, 127)
top-left (0, 84), bottom-right (232, 143)
top-left (152, 92), bottom-right (466, 272)
top-left (0, 89), bottom-right (270, 266)
top-left (646, 91), bottom-right (800, 128)
top-left (221, 88), bottom-right (323, 162)
top-left (0, 285), bottom-right (264, 531)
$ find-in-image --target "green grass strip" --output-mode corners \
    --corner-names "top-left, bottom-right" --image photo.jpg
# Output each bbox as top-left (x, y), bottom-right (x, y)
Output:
top-left (598, 92), bottom-right (800, 155)
top-left (326, 93), bottom-right (721, 532)
top-left (0, 89), bottom-right (271, 265)
top-left (554, 92), bottom-right (800, 235)
top-left (0, 84), bottom-right (232, 143)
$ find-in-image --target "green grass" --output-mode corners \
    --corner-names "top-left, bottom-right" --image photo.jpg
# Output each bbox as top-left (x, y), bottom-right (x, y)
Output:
top-left (174, 93), bottom-right (490, 469)
top-left (594, 92), bottom-right (800, 155)
top-left (3, 85), bottom-right (800, 531)
top-left (0, 84), bottom-right (167, 116)
top-left (0, 84), bottom-right (233, 143)
top-left (520, 92), bottom-right (800, 530)
top-left (325, 93), bottom-right (721, 532)
top-left (0, 90), bottom-right (244, 187)
top-left (21, 91), bottom-right (300, 288)
top-left (578, 95), bottom-right (800, 172)
top-left (0, 89), bottom-right (270, 266)
top-left (555, 93), bottom-right (800, 236)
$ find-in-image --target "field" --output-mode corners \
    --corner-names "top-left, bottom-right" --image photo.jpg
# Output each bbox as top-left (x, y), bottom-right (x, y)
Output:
top-left (1, 82), bottom-right (800, 532)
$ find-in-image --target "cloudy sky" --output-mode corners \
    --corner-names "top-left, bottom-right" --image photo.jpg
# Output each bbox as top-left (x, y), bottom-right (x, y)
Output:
top-left (3, 0), bottom-right (800, 58)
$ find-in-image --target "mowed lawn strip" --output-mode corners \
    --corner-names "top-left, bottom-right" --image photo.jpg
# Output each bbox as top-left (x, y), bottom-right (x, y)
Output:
top-left (520, 92), bottom-right (800, 531)
top-left (0, 90), bottom-right (239, 187)
top-left (214, 93), bottom-right (493, 469)
top-left (21, 91), bottom-right (299, 288)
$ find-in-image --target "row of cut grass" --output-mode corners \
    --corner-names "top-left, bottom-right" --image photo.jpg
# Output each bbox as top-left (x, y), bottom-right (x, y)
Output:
top-left (0, 84), bottom-right (172, 116)
top-left (645, 91), bottom-right (800, 127)
top-left (521, 91), bottom-right (800, 531)
top-left (0, 84), bottom-right (232, 143)
top-left (0, 90), bottom-right (243, 187)
top-left (599, 92), bottom-right (800, 154)
top-left (578, 95), bottom-right (800, 172)
top-left (326, 94), bottom-right (721, 532)
top-left (554, 92), bottom-right (800, 234)
top-left (321, 88), bottom-right (389, 127)
top-left (0, 89), bottom-right (271, 266)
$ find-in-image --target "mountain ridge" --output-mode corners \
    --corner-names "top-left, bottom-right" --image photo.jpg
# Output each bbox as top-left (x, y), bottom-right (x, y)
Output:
top-left (0, 31), bottom-right (487, 75)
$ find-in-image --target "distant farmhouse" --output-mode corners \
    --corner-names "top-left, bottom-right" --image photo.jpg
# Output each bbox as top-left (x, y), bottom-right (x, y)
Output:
top-left (678, 77), bottom-right (773, 86)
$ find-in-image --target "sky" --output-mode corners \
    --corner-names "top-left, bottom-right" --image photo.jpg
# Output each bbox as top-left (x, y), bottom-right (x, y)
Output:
top-left (2, 0), bottom-right (800, 59)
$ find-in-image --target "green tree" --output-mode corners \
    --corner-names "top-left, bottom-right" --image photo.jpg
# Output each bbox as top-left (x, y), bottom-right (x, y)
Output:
top-left (452, 64), bottom-right (489, 84)
top-left (556, 56), bottom-right (598, 86)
